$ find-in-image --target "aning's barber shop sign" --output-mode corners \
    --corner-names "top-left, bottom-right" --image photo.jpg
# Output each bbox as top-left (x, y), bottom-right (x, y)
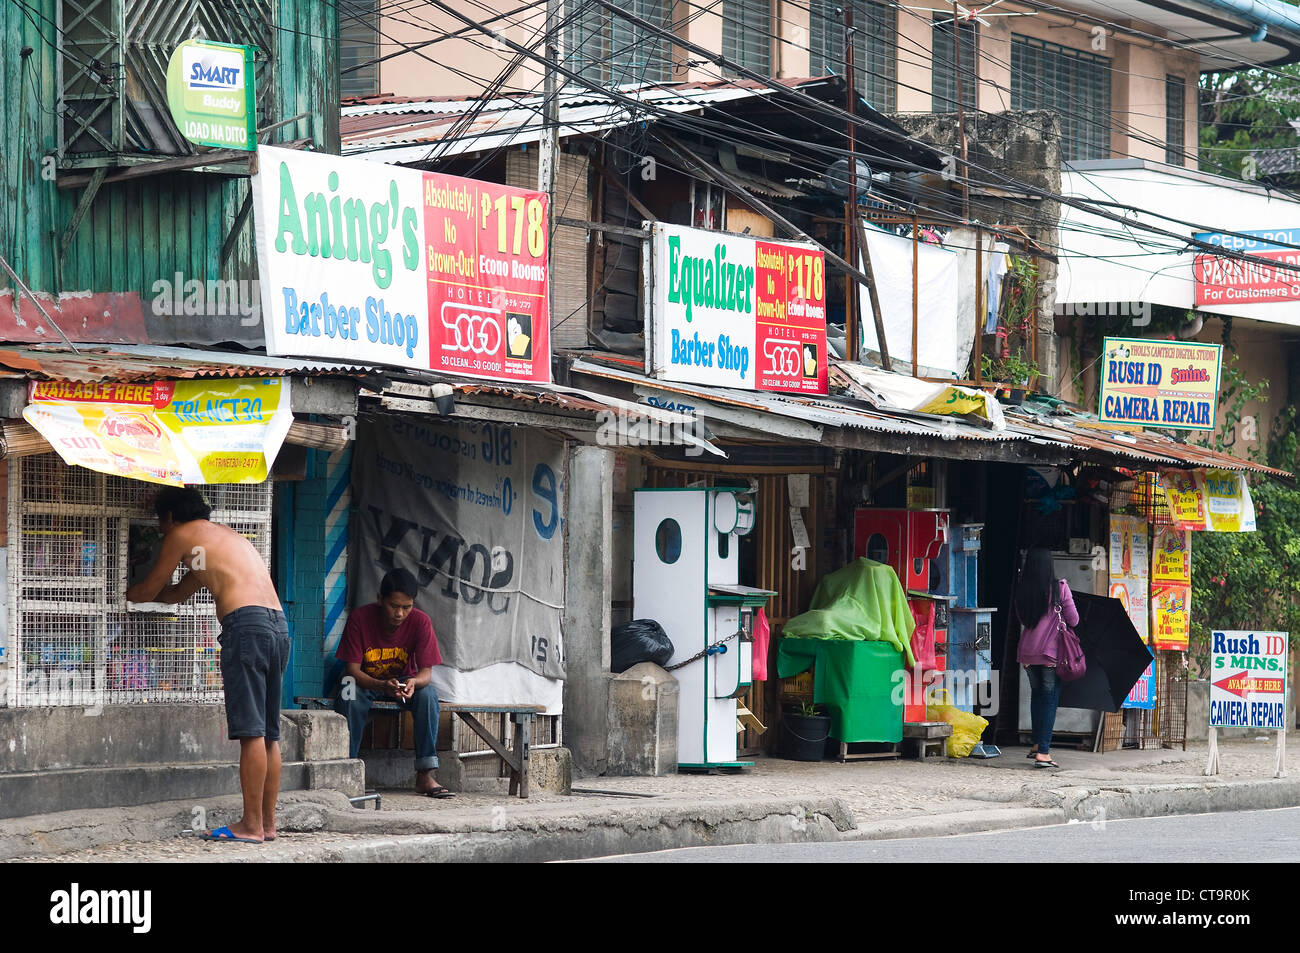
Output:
top-left (646, 222), bottom-right (828, 395)
top-left (252, 145), bottom-right (551, 383)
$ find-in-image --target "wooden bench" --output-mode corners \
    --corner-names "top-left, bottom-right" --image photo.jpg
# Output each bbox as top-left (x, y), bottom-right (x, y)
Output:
top-left (295, 696), bottom-right (543, 798)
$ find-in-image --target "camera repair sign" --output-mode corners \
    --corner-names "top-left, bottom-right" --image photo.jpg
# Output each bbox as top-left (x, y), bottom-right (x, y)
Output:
top-left (1209, 630), bottom-right (1289, 729)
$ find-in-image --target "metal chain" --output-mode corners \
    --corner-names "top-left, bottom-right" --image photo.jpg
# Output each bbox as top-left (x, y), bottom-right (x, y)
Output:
top-left (664, 629), bottom-right (743, 671)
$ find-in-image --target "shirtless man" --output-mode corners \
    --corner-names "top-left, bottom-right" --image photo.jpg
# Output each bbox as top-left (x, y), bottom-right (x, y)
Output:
top-left (126, 487), bottom-right (288, 844)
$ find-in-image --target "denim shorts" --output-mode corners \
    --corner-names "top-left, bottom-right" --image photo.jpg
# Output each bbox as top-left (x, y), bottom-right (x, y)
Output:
top-left (219, 607), bottom-right (291, 741)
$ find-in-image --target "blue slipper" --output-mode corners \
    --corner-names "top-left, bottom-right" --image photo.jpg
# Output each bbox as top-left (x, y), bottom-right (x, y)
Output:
top-left (200, 826), bottom-right (262, 844)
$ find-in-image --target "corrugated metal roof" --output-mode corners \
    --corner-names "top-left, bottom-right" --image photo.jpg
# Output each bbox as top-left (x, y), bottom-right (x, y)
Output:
top-left (570, 357), bottom-right (1289, 477)
top-left (570, 359), bottom-right (1015, 443)
top-left (342, 80), bottom-right (803, 163)
top-left (0, 345), bottom-right (382, 383)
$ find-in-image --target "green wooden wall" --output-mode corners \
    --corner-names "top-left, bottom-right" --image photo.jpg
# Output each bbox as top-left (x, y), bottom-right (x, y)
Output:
top-left (1, 1), bottom-right (339, 340)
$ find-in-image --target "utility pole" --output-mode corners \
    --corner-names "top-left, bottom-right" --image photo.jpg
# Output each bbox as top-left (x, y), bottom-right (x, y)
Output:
top-left (952, 2), bottom-right (970, 220)
top-left (844, 5), bottom-right (858, 363)
top-left (538, 0), bottom-right (560, 327)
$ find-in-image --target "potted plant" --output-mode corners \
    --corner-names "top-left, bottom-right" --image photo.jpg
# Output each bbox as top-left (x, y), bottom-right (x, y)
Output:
top-left (779, 700), bottom-right (832, 761)
top-left (980, 349), bottom-right (1040, 404)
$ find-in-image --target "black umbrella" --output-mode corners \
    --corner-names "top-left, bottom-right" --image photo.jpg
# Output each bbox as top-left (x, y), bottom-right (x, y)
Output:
top-left (1058, 591), bottom-right (1155, 712)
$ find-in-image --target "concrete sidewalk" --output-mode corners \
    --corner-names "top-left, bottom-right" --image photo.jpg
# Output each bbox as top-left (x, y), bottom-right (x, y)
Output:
top-left (3, 737), bottom-right (1296, 862)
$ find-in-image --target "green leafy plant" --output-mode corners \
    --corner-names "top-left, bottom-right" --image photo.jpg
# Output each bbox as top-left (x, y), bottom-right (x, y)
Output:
top-left (798, 700), bottom-right (824, 718)
top-left (980, 349), bottom-right (1040, 386)
top-left (1187, 357), bottom-right (1300, 677)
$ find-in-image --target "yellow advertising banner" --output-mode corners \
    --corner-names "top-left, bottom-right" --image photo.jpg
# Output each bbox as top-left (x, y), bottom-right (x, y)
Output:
top-left (1159, 469), bottom-right (1206, 529)
top-left (1158, 468), bottom-right (1256, 533)
top-left (23, 378), bottom-right (293, 486)
top-left (1203, 468), bottom-right (1256, 533)
top-left (1152, 526), bottom-right (1191, 585)
top-left (1151, 584), bottom-right (1191, 651)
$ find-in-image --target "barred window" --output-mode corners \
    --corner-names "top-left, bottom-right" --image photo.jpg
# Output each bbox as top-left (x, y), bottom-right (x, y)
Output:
top-left (1166, 74), bottom-right (1186, 165)
top-left (339, 0), bottom-right (380, 99)
top-left (1011, 35), bottom-right (1111, 161)
top-left (567, 0), bottom-right (673, 84)
top-left (932, 15), bottom-right (977, 112)
top-left (809, 1), bottom-right (896, 111)
top-left (723, 0), bottom-right (772, 76)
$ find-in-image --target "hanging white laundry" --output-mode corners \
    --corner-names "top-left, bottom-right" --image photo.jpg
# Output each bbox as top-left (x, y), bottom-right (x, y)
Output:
top-left (985, 240), bottom-right (1011, 333)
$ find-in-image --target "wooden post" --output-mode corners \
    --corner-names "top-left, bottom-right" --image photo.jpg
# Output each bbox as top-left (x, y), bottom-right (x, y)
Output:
top-left (912, 214), bottom-right (920, 378)
top-left (974, 225), bottom-right (983, 384)
top-left (856, 219), bottom-right (891, 371)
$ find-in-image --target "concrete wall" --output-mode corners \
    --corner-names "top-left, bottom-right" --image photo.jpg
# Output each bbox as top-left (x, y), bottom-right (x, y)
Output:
top-left (370, 0), bottom-right (1199, 169)
top-left (562, 446), bottom-right (615, 776)
top-left (1195, 318), bottom-right (1291, 454)
top-left (890, 110), bottom-right (1063, 389)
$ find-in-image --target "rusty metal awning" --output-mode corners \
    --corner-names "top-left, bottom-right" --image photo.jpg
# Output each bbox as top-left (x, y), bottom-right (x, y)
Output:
top-left (569, 356), bottom-right (1290, 478)
top-left (0, 344), bottom-right (382, 383)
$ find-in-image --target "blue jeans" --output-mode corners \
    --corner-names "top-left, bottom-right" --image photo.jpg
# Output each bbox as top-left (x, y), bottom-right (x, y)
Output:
top-left (335, 683), bottom-right (440, 770)
top-left (1026, 665), bottom-right (1061, 756)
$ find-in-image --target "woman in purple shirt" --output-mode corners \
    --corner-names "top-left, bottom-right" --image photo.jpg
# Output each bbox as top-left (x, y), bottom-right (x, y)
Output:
top-left (1015, 547), bottom-right (1079, 769)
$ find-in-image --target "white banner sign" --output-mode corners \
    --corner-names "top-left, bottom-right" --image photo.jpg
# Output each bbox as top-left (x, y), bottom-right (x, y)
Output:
top-left (647, 222), bottom-right (828, 395)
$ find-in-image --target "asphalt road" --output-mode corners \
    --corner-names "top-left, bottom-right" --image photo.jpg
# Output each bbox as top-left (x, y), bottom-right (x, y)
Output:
top-left (583, 806), bottom-right (1300, 863)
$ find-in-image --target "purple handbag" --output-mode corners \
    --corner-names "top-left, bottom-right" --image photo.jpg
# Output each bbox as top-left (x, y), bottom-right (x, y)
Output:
top-left (1054, 604), bottom-right (1087, 682)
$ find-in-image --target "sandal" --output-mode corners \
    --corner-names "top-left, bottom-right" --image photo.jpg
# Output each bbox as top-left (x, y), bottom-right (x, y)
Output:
top-left (1033, 759), bottom-right (1060, 769)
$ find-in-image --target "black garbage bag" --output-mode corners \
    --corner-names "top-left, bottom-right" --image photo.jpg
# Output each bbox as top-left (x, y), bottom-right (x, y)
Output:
top-left (610, 619), bottom-right (674, 673)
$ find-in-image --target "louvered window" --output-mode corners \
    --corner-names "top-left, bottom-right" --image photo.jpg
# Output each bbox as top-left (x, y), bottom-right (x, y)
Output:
top-left (1166, 74), bottom-right (1186, 166)
top-left (722, 0), bottom-right (771, 75)
top-left (1011, 35), bottom-right (1110, 161)
top-left (57, 0), bottom-right (277, 162)
top-left (932, 15), bottom-right (977, 111)
top-left (340, 0), bottom-right (380, 100)
top-left (567, 0), bottom-right (672, 84)
top-left (809, 1), bottom-right (896, 111)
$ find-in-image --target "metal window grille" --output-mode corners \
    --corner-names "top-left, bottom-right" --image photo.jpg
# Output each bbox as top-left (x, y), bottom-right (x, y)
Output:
top-left (58, 0), bottom-right (278, 161)
top-left (6, 454), bottom-right (272, 707)
top-left (340, 0), bottom-right (381, 100)
top-left (1157, 651), bottom-right (1188, 750)
top-left (1165, 74), bottom-right (1186, 166)
top-left (809, 1), bottom-right (896, 111)
top-left (931, 15), bottom-right (977, 112)
top-left (1010, 35), bottom-right (1110, 162)
top-left (722, 0), bottom-right (771, 77)
top-left (566, 0), bottom-right (672, 84)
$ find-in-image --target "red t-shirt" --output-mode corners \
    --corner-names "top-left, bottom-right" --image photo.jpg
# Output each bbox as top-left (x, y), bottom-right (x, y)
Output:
top-left (336, 603), bottom-right (442, 680)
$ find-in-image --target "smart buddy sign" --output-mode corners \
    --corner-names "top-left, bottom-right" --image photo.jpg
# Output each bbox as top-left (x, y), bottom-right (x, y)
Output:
top-left (647, 222), bottom-right (828, 395)
top-left (1209, 630), bottom-right (1288, 729)
top-left (166, 39), bottom-right (256, 151)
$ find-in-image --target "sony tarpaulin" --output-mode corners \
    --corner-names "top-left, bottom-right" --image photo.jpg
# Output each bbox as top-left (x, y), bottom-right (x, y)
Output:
top-left (351, 416), bottom-right (566, 706)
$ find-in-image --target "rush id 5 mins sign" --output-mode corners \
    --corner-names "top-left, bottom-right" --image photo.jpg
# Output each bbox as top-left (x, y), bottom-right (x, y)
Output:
top-left (1209, 630), bottom-right (1289, 729)
top-left (646, 222), bottom-right (828, 395)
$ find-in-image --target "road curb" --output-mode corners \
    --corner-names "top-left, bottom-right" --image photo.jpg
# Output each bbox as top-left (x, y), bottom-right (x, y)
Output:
top-left (246, 796), bottom-right (858, 863)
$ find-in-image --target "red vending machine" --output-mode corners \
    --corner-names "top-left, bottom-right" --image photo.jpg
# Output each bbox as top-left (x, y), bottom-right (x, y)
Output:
top-left (852, 508), bottom-right (950, 721)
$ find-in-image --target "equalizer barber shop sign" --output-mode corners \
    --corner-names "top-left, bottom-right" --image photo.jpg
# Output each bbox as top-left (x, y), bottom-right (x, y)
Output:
top-left (252, 145), bottom-right (550, 383)
top-left (646, 222), bottom-right (828, 395)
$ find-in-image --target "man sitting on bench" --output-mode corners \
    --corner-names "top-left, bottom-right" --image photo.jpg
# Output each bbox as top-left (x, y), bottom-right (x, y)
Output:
top-left (334, 568), bottom-right (453, 798)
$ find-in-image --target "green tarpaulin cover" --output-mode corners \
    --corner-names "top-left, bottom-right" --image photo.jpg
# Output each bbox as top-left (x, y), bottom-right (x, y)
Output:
top-left (780, 558), bottom-right (916, 667)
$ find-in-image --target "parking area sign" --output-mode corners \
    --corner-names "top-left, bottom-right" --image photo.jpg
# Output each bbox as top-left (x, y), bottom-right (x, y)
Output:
top-left (1209, 630), bottom-right (1289, 729)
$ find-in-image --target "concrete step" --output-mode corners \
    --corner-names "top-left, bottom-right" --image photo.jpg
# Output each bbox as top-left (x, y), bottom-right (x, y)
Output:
top-left (0, 705), bottom-right (351, 772)
top-left (0, 705), bottom-right (358, 819)
top-left (0, 758), bottom-right (363, 820)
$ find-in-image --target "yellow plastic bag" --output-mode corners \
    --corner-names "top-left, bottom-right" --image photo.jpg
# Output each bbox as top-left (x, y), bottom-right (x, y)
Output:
top-left (926, 704), bottom-right (989, 758)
